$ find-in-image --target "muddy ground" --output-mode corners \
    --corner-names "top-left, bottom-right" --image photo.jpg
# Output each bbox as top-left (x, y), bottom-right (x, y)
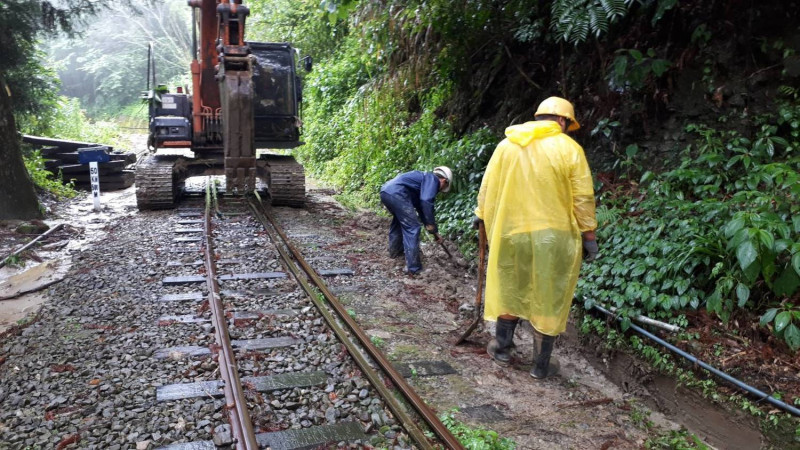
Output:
top-left (0, 181), bottom-right (794, 449)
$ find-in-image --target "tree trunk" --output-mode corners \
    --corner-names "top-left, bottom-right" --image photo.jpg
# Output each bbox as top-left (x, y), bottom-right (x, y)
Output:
top-left (0, 77), bottom-right (42, 220)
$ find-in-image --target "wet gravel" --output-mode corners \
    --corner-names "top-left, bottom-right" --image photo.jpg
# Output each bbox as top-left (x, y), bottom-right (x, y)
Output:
top-left (0, 199), bottom-right (410, 449)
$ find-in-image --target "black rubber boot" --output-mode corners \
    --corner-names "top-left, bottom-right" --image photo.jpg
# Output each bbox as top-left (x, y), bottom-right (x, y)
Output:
top-left (487, 318), bottom-right (517, 365)
top-left (530, 333), bottom-right (558, 379)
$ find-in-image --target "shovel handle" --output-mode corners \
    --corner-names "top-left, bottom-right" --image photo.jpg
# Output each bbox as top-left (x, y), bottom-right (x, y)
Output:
top-left (475, 222), bottom-right (486, 308)
top-left (438, 240), bottom-right (453, 258)
top-left (454, 222), bottom-right (488, 345)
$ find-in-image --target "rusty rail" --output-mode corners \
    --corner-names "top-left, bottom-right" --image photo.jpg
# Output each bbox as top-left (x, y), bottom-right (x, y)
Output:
top-left (249, 196), bottom-right (465, 450)
top-left (204, 181), bottom-right (259, 449)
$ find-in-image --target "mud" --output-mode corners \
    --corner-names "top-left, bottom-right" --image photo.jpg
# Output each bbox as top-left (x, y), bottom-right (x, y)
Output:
top-left (284, 185), bottom-right (800, 449)
top-left (568, 330), bottom-right (765, 449)
top-left (276, 188), bottom-right (665, 448)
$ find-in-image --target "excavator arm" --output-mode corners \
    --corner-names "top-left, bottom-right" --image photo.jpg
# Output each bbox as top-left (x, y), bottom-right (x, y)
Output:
top-left (191, 0), bottom-right (256, 193)
top-left (137, 1), bottom-right (308, 209)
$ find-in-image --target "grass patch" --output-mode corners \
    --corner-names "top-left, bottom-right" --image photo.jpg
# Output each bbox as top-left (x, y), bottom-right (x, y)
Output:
top-left (439, 408), bottom-right (516, 449)
top-left (644, 429), bottom-right (709, 449)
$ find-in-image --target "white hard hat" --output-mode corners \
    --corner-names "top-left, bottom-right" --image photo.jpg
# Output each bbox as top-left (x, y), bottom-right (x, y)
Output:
top-left (433, 166), bottom-right (453, 192)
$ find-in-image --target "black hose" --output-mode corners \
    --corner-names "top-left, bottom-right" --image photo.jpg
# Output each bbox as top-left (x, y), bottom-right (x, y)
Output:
top-left (591, 303), bottom-right (800, 417)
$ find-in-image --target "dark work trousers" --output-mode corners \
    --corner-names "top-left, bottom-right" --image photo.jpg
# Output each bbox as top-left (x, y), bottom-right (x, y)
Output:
top-left (380, 191), bottom-right (422, 273)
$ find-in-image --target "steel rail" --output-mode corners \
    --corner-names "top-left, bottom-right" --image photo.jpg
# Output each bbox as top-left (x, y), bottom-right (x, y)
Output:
top-left (247, 198), bottom-right (436, 449)
top-left (249, 196), bottom-right (465, 450)
top-left (204, 183), bottom-right (260, 449)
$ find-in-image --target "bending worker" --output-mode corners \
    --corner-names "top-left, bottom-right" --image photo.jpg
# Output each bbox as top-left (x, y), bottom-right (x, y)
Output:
top-left (380, 167), bottom-right (453, 275)
top-left (474, 97), bottom-right (598, 379)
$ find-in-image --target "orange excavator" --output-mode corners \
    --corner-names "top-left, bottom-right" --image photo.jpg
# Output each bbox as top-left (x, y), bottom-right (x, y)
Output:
top-left (136, 0), bottom-right (310, 209)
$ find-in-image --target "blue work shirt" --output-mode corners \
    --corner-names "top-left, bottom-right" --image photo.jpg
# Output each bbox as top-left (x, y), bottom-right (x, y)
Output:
top-left (380, 170), bottom-right (440, 232)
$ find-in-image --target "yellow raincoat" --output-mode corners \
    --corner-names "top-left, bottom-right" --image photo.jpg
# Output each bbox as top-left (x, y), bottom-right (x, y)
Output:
top-left (475, 120), bottom-right (596, 336)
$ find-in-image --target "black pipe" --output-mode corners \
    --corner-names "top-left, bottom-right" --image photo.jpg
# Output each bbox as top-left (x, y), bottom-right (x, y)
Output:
top-left (591, 302), bottom-right (800, 417)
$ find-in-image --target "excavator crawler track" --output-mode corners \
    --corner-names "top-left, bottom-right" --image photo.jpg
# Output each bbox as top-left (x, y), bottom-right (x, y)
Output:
top-left (267, 157), bottom-right (305, 207)
top-left (135, 155), bottom-right (180, 210)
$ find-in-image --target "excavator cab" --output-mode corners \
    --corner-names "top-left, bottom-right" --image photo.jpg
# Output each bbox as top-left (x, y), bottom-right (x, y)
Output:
top-left (143, 44), bottom-right (304, 151)
top-left (250, 42), bottom-right (303, 149)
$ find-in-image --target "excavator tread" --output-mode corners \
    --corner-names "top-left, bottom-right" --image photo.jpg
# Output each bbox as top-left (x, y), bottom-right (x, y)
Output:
top-left (135, 156), bottom-right (178, 210)
top-left (268, 159), bottom-right (305, 207)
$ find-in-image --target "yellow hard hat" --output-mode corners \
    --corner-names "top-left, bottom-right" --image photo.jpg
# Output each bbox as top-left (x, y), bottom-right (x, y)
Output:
top-left (534, 96), bottom-right (580, 131)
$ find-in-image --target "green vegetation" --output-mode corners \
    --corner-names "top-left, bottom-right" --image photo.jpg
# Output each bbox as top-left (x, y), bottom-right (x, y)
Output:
top-left (439, 409), bottom-right (516, 450)
top-left (644, 429), bottom-right (709, 450)
top-left (22, 150), bottom-right (77, 199)
top-left (41, 97), bottom-right (122, 144)
top-left (578, 103), bottom-right (800, 350)
top-left (369, 335), bottom-right (385, 348)
top-left (3, 254), bottom-right (22, 268)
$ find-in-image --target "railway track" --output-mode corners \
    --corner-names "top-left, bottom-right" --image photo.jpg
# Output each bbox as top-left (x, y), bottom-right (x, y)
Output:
top-left (150, 180), bottom-right (463, 449)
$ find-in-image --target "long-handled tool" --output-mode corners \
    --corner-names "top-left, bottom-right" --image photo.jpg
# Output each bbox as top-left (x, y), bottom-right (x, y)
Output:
top-left (437, 238), bottom-right (453, 259)
top-left (455, 222), bottom-right (486, 345)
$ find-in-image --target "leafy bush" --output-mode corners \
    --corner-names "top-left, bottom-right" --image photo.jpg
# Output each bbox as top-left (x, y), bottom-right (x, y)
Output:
top-left (608, 48), bottom-right (671, 93)
top-left (549, 0), bottom-right (678, 45)
top-left (578, 103), bottom-right (800, 350)
top-left (22, 150), bottom-right (77, 199)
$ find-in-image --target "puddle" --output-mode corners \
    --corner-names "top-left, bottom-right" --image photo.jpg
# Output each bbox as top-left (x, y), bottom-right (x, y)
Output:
top-left (0, 259), bottom-right (71, 300)
top-left (54, 185), bottom-right (139, 251)
top-left (0, 292), bottom-right (47, 331)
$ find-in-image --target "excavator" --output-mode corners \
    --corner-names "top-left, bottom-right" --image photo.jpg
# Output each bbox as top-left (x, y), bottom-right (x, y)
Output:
top-left (135, 0), bottom-right (310, 209)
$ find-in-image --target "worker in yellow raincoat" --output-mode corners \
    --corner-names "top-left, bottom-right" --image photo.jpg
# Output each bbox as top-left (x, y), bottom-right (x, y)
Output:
top-left (473, 96), bottom-right (598, 379)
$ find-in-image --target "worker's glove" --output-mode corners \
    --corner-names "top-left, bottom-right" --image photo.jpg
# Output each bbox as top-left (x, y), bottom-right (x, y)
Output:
top-left (582, 238), bottom-right (599, 262)
top-left (472, 216), bottom-right (484, 230)
top-left (425, 224), bottom-right (437, 234)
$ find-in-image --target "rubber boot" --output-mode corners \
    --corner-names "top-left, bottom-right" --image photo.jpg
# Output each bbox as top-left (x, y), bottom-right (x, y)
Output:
top-left (532, 330), bottom-right (560, 376)
top-left (530, 333), bottom-right (559, 379)
top-left (487, 318), bottom-right (517, 365)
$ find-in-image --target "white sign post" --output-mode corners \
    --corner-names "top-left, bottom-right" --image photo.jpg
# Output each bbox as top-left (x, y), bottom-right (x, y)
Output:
top-left (89, 161), bottom-right (101, 211)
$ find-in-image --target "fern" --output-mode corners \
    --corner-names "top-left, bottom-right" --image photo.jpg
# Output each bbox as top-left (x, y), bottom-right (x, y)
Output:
top-left (595, 205), bottom-right (622, 227)
top-left (778, 85), bottom-right (799, 99)
top-left (550, 0), bottom-right (632, 45)
top-left (599, 0), bottom-right (627, 20)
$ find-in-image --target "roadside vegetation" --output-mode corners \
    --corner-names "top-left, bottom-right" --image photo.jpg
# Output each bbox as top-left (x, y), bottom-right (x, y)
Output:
top-left (579, 103), bottom-right (800, 350)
